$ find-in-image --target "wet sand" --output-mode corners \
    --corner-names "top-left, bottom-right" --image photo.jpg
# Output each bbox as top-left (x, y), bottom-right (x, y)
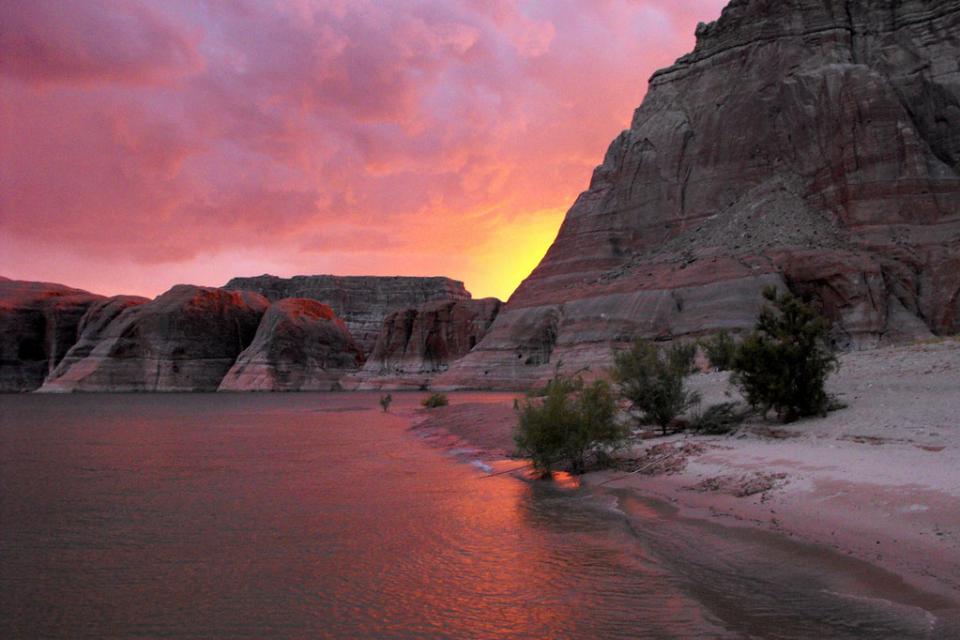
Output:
top-left (407, 339), bottom-right (960, 612)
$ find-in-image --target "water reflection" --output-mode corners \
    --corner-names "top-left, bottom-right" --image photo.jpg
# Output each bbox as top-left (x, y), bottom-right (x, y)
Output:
top-left (1, 392), bottom-right (955, 639)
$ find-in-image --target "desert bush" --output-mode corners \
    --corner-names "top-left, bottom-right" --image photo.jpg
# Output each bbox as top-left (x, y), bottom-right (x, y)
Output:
top-left (671, 341), bottom-right (698, 374)
top-left (379, 393), bottom-right (393, 412)
top-left (612, 339), bottom-right (701, 435)
top-left (731, 287), bottom-right (838, 423)
top-left (421, 393), bottom-right (449, 409)
top-left (691, 402), bottom-right (750, 435)
top-left (701, 330), bottom-right (737, 371)
top-left (514, 375), bottom-right (627, 475)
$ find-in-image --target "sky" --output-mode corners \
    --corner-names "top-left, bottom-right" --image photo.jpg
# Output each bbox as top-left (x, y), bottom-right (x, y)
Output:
top-left (0, 0), bottom-right (727, 302)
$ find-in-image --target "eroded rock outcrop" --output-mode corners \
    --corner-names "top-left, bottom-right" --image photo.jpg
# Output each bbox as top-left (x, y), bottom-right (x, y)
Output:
top-left (350, 298), bottom-right (501, 389)
top-left (39, 285), bottom-right (269, 392)
top-left (219, 298), bottom-right (364, 391)
top-left (438, 0), bottom-right (959, 390)
top-left (38, 295), bottom-right (150, 392)
top-left (223, 274), bottom-right (470, 354)
top-left (0, 278), bottom-right (105, 391)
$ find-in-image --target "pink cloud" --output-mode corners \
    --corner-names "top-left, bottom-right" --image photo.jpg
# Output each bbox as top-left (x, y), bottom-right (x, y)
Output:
top-left (0, 0), bottom-right (201, 86)
top-left (0, 0), bottom-right (728, 300)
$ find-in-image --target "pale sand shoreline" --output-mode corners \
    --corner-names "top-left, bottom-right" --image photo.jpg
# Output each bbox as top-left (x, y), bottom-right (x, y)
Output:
top-left (407, 339), bottom-right (960, 607)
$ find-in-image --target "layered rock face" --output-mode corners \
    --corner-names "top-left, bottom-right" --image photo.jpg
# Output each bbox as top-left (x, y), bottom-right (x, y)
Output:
top-left (351, 298), bottom-right (502, 389)
top-left (0, 278), bottom-right (105, 391)
top-left (223, 275), bottom-right (471, 353)
top-left (39, 285), bottom-right (269, 392)
top-left (438, 0), bottom-right (960, 389)
top-left (38, 295), bottom-right (150, 392)
top-left (219, 298), bottom-right (364, 391)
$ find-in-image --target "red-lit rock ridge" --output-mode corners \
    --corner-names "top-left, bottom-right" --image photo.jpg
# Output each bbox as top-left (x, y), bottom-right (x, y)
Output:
top-left (3, 275), bottom-right (489, 392)
top-left (347, 298), bottom-right (502, 390)
top-left (436, 0), bottom-right (960, 390)
top-left (39, 285), bottom-right (270, 392)
top-left (219, 298), bottom-right (364, 391)
top-left (0, 277), bottom-right (106, 391)
top-left (223, 274), bottom-right (471, 354)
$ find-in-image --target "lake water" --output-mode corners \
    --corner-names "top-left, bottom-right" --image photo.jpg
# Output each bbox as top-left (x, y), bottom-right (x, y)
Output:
top-left (1, 393), bottom-right (955, 639)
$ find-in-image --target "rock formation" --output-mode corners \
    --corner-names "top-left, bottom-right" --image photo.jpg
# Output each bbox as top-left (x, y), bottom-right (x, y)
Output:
top-left (223, 274), bottom-right (471, 353)
top-left (350, 298), bottom-right (502, 389)
top-left (39, 285), bottom-right (269, 392)
top-left (38, 295), bottom-right (150, 392)
top-left (437, 0), bottom-right (960, 390)
top-left (219, 298), bottom-right (364, 391)
top-left (0, 278), bottom-right (105, 391)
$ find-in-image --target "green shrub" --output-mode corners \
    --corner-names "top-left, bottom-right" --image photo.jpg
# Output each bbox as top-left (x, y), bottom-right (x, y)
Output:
top-left (379, 393), bottom-right (393, 412)
top-left (691, 402), bottom-right (750, 435)
top-left (731, 287), bottom-right (838, 423)
top-left (701, 330), bottom-right (737, 371)
top-left (671, 341), bottom-right (698, 374)
top-left (421, 393), bottom-right (449, 409)
top-left (514, 375), bottom-right (627, 475)
top-left (612, 339), bottom-right (701, 435)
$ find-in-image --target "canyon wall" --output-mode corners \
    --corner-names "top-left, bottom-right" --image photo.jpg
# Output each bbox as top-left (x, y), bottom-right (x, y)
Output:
top-left (348, 298), bottom-right (502, 389)
top-left (436, 0), bottom-right (960, 389)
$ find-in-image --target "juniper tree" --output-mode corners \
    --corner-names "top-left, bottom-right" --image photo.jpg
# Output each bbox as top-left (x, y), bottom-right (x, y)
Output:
top-left (732, 287), bottom-right (837, 423)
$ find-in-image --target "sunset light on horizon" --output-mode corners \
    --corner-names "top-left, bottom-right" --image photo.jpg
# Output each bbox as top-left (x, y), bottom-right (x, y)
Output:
top-left (1, 0), bottom-right (728, 302)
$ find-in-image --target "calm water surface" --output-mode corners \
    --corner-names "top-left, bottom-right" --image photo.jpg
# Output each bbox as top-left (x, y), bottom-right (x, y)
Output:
top-left (1, 393), bottom-right (955, 639)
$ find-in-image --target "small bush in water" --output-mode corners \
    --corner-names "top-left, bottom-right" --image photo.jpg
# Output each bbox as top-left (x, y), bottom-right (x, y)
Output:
top-left (514, 374), bottom-right (628, 476)
top-left (421, 393), bottom-right (449, 409)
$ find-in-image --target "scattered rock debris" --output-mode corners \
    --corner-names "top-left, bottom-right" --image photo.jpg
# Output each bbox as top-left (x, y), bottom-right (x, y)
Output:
top-left (687, 471), bottom-right (789, 498)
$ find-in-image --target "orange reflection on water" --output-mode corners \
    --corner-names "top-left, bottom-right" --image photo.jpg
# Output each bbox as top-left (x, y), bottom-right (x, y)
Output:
top-left (425, 463), bottom-right (580, 635)
top-left (547, 470), bottom-right (581, 491)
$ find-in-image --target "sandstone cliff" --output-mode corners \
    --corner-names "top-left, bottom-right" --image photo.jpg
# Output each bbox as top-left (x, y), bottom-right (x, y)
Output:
top-left (223, 274), bottom-right (470, 354)
top-left (0, 278), bottom-right (106, 391)
top-left (39, 285), bottom-right (269, 392)
top-left (437, 0), bottom-right (960, 390)
top-left (37, 295), bottom-right (150, 392)
top-left (219, 298), bottom-right (364, 391)
top-left (349, 298), bottom-right (502, 389)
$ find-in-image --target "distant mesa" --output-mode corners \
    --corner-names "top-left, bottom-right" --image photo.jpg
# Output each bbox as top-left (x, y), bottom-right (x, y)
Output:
top-left (2, 274), bottom-right (493, 392)
top-left (346, 297), bottom-right (503, 390)
top-left (219, 298), bottom-right (365, 392)
top-left (223, 274), bottom-right (471, 354)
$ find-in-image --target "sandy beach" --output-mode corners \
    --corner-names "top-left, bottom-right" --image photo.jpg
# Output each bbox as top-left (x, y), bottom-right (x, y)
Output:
top-left (408, 339), bottom-right (960, 607)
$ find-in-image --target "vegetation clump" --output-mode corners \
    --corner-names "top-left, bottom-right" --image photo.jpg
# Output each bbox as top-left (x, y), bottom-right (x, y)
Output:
top-left (700, 330), bottom-right (737, 371)
top-left (731, 287), bottom-right (837, 423)
top-left (421, 393), bottom-right (449, 409)
top-left (612, 339), bottom-right (701, 435)
top-left (514, 375), bottom-right (627, 475)
top-left (690, 402), bottom-right (750, 435)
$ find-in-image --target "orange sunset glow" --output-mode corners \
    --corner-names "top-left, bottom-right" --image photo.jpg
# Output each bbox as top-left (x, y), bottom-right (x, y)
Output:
top-left (0, 1), bottom-right (728, 301)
